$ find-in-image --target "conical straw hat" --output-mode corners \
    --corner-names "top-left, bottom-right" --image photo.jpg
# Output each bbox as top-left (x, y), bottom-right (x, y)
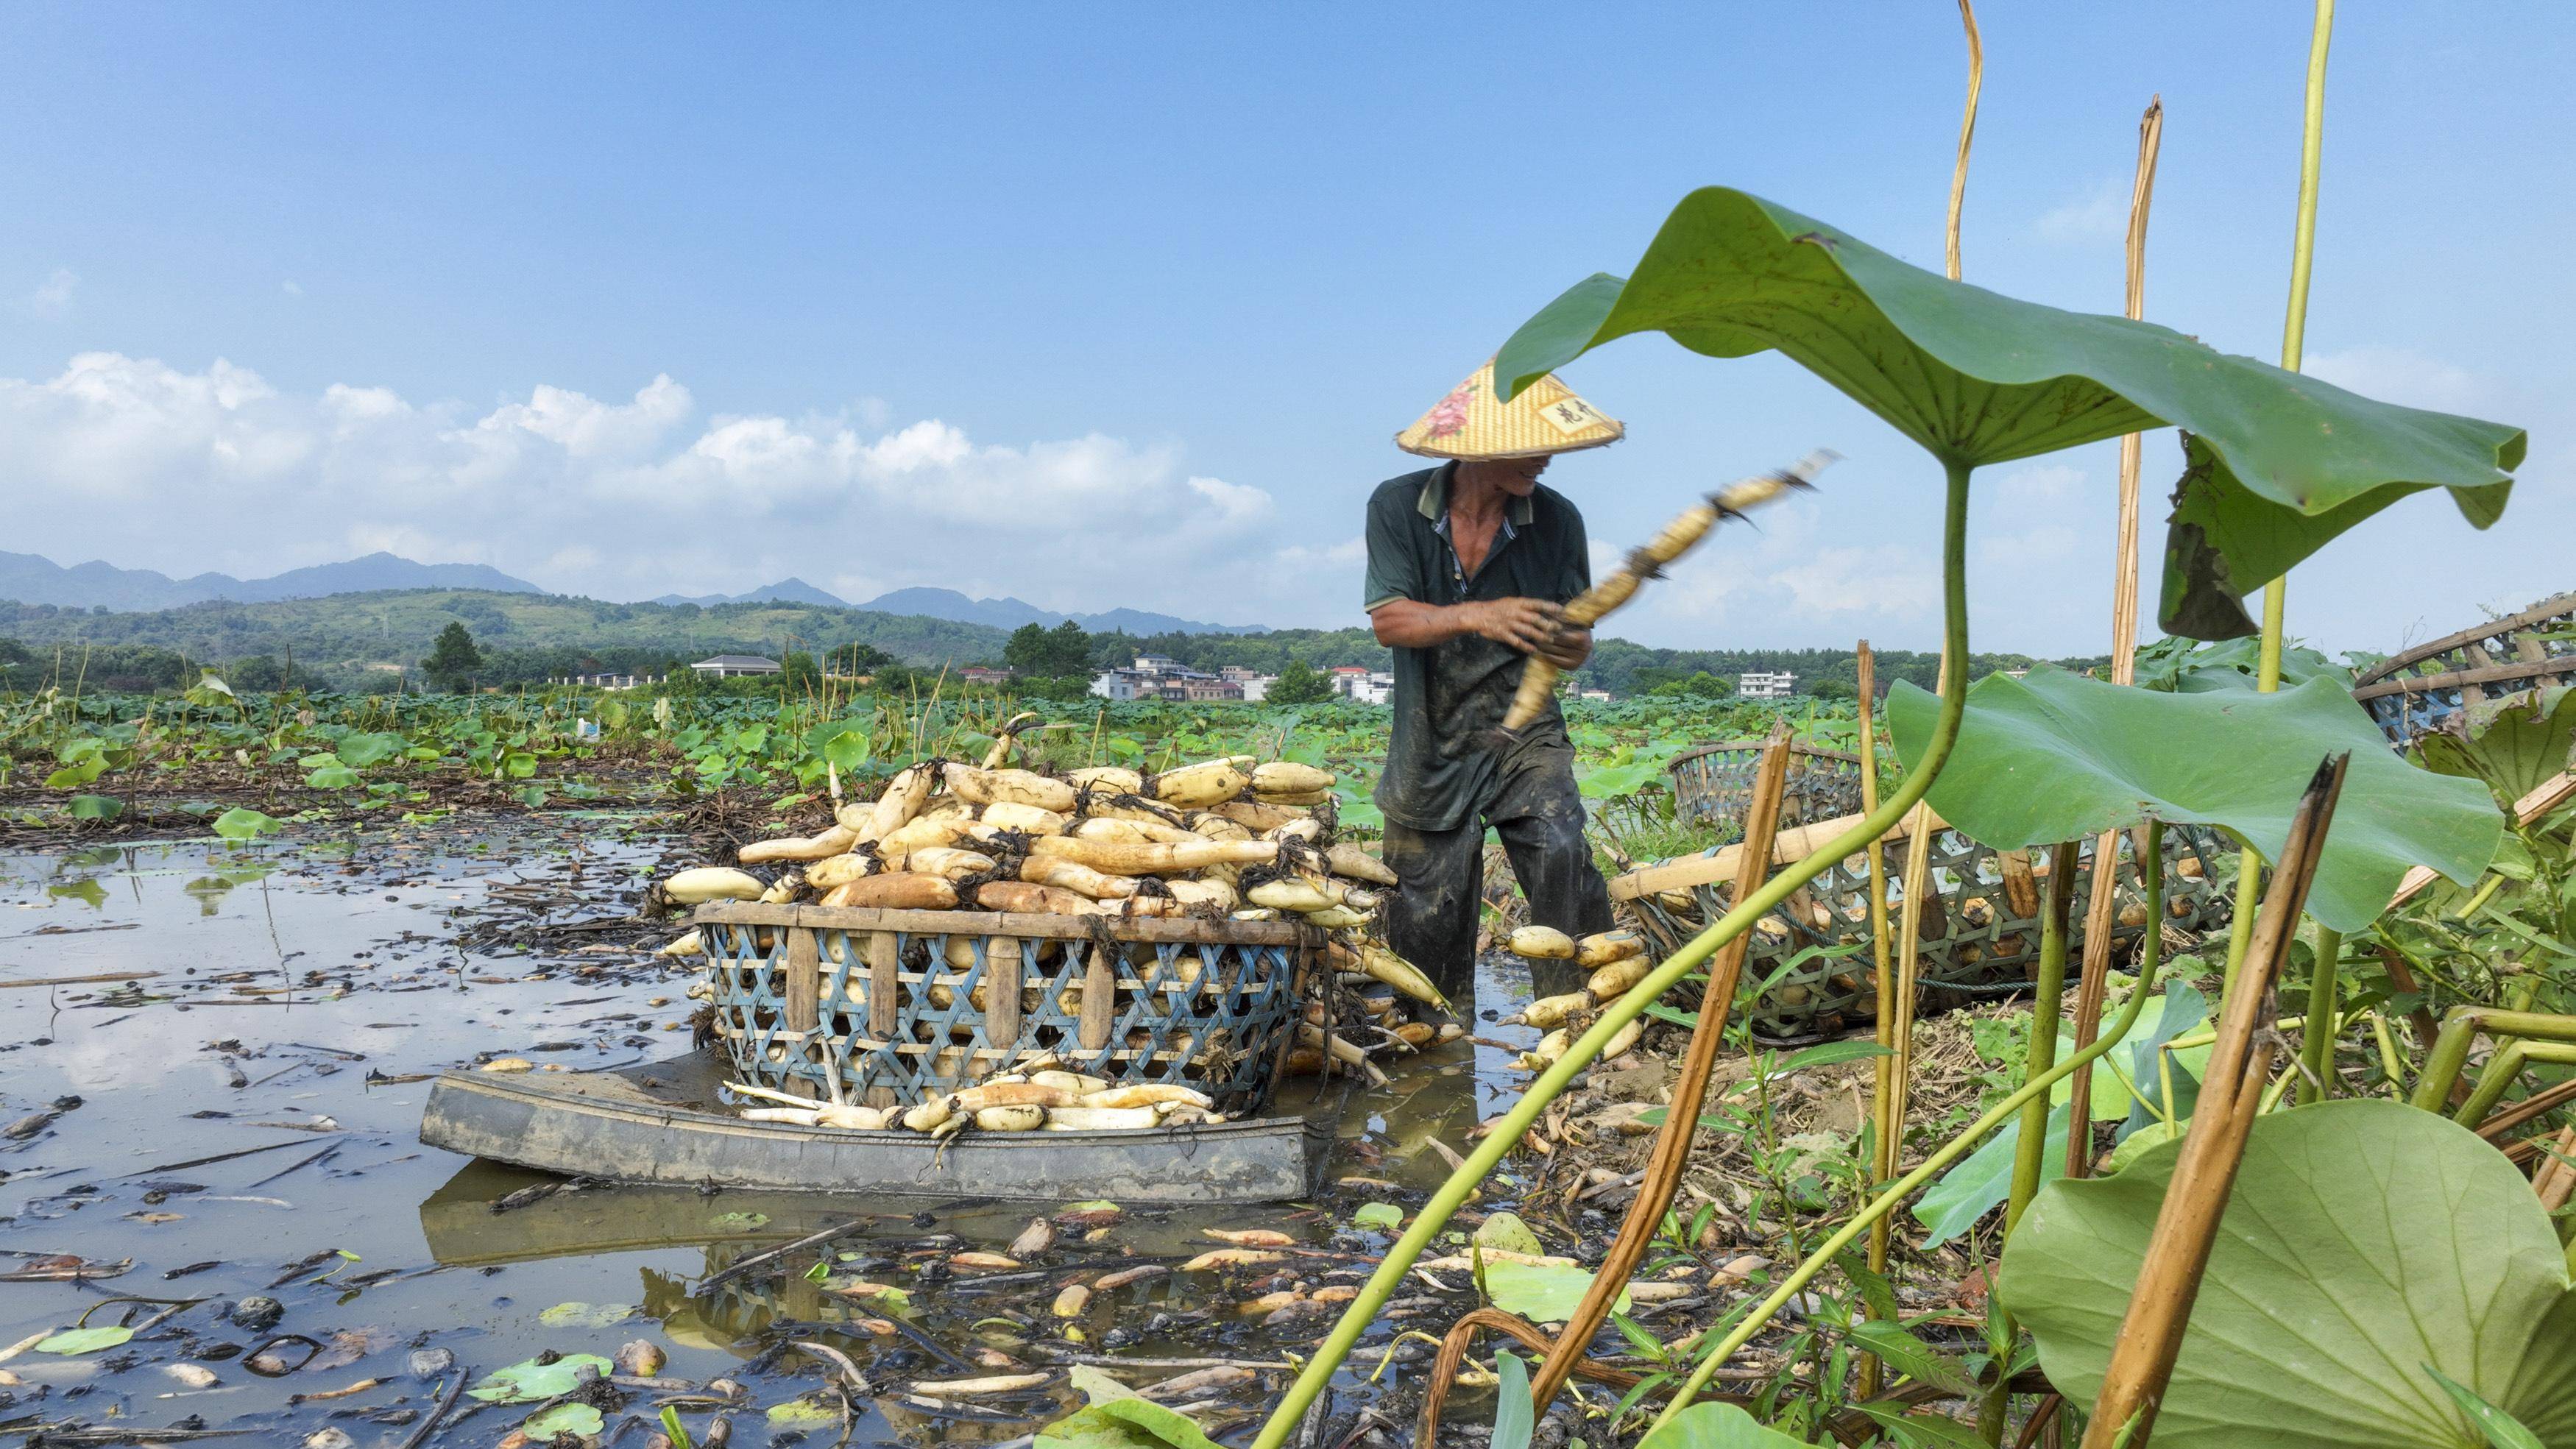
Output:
top-left (1395, 360), bottom-right (1622, 459)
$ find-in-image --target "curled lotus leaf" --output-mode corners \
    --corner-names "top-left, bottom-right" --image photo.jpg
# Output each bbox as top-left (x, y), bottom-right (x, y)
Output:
top-left (1488, 186), bottom-right (2522, 634)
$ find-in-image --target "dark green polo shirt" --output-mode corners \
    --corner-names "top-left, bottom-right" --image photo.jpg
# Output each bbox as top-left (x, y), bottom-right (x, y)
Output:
top-left (1362, 461), bottom-right (1592, 832)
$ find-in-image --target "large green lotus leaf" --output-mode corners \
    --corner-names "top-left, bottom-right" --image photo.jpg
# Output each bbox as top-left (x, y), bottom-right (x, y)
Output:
top-left (1490, 187), bottom-right (2520, 610)
top-left (1638, 1402), bottom-right (1808, 1449)
top-left (2417, 687), bottom-right (2576, 807)
top-left (1886, 666), bottom-right (2498, 932)
top-left (1998, 1100), bottom-right (2576, 1448)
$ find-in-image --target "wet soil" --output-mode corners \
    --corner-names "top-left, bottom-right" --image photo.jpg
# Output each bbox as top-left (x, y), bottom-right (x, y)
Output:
top-left (0, 818), bottom-right (1559, 1447)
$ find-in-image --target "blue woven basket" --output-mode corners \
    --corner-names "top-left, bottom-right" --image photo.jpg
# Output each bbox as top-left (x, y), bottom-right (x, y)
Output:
top-left (697, 903), bottom-right (1315, 1113)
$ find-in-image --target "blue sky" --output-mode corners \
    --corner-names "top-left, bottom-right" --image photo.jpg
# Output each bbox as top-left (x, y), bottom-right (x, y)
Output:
top-left (2, 2), bottom-right (2564, 656)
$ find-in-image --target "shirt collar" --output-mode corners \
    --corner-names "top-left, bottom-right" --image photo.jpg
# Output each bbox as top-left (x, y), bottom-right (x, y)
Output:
top-left (1415, 461), bottom-right (1537, 528)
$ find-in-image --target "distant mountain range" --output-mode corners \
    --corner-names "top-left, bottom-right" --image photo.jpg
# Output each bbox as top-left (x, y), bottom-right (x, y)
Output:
top-left (2, 552), bottom-right (1267, 637)
top-left (853, 587), bottom-right (1265, 637)
top-left (0, 550), bottom-right (545, 612)
top-left (643, 581), bottom-right (1264, 636)
top-left (648, 578), bottom-right (849, 609)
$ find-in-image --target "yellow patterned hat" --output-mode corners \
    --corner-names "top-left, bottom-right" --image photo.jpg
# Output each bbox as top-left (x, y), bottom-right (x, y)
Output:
top-left (1395, 360), bottom-right (1623, 459)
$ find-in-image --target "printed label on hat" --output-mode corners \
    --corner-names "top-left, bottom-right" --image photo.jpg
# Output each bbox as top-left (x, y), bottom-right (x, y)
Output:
top-left (1538, 397), bottom-right (1606, 435)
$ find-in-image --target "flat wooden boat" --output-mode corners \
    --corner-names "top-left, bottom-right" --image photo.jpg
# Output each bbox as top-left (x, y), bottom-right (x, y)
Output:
top-left (420, 1065), bottom-right (1328, 1204)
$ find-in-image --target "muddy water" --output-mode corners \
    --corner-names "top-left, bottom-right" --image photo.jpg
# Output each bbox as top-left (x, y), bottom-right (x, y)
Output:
top-left (0, 823), bottom-right (1543, 1446)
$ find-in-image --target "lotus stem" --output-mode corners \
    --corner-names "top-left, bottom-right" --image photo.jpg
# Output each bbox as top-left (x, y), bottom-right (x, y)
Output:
top-left (2227, 0), bottom-right (2336, 1002)
top-left (2410, 1007), bottom-right (2576, 1115)
top-left (2455, 1041), bottom-right (2576, 1130)
top-left (1648, 926), bottom-right (2171, 1436)
top-left (1858, 640), bottom-right (1900, 1400)
top-left (2296, 927), bottom-right (2343, 1104)
top-left (1245, 460), bottom-right (1979, 1449)
top-left (2007, 842), bottom-right (2082, 1234)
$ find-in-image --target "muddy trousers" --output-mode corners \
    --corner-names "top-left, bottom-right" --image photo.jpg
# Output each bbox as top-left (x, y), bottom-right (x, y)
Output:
top-left (1379, 745), bottom-right (1614, 1009)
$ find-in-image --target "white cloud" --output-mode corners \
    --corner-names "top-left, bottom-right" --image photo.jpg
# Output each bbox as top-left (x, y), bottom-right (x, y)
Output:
top-left (24, 268), bottom-right (78, 318)
top-left (0, 352), bottom-right (1286, 618)
top-left (1272, 535), bottom-right (1364, 570)
top-left (1187, 475), bottom-right (1275, 526)
top-left (481, 375), bottom-right (691, 457)
top-left (280, 280), bottom-right (304, 297)
top-left (2037, 178), bottom-right (2129, 244)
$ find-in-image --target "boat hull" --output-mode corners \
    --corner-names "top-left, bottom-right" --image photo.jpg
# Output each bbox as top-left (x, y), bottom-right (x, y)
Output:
top-left (420, 1071), bottom-right (1328, 1203)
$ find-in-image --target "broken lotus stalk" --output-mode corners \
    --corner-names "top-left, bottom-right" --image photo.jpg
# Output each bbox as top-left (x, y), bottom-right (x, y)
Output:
top-left (1247, 460), bottom-right (1972, 1449)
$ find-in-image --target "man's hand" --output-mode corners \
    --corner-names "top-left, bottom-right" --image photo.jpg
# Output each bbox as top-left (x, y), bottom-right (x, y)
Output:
top-left (1538, 626), bottom-right (1592, 670)
top-left (1468, 598), bottom-right (1564, 656)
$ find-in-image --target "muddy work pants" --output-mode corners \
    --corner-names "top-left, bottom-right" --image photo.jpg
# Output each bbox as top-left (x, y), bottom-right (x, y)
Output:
top-left (1379, 744), bottom-right (1613, 1009)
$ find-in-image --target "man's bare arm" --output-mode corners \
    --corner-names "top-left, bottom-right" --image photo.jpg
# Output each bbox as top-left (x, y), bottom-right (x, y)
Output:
top-left (1370, 598), bottom-right (1563, 656)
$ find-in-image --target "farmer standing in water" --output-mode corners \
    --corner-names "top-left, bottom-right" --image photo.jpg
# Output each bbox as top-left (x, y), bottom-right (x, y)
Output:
top-left (1362, 361), bottom-right (1621, 1010)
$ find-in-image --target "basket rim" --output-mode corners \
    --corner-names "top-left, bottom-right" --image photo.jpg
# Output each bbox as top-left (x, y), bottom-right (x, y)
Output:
top-left (1665, 740), bottom-right (1862, 772)
top-left (693, 899), bottom-right (1318, 947)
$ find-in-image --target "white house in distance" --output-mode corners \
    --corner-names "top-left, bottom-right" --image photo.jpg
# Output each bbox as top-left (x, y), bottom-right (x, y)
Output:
top-left (1329, 666), bottom-right (1395, 705)
top-left (1738, 670), bottom-right (1797, 700)
top-left (1091, 655), bottom-right (1273, 703)
top-left (692, 654), bottom-right (783, 679)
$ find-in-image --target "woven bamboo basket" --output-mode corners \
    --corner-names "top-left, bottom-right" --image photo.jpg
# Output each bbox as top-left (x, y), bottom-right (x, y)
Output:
top-left (2350, 590), bottom-right (2576, 745)
top-left (1613, 812), bottom-right (2232, 1043)
top-left (1666, 740), bottom-right (1865, 832)
top-left (696, 901), bottom-right (1317, 1115)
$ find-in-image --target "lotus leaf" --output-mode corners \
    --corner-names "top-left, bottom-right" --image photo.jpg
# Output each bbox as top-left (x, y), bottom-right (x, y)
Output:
top-left (765, 1395), bottom-right (841, 1426)
top-left (2132, 634), bottom-right (2351, 695)
top-left (522, 1403), bottom-right (604, 1438)
top-left (1481, 1258), bottom-right (1628, 1322)
top-left (467, 1352), bottom-right (613, 1404)
top-left (1911, 1102), bottom-right (2072, 1246)
top-left (1473, 1211), bottom-right (1543, 1257)
top-left (333, 731), bottom-right (408, 768)
top-left (2418, 687), bottom-right (2576, 807)
top-left (1637, 1402), bottom-right (1810, 1448)
top-left (1886, 667), bottom-right (2498, 932)
top-left (1036, 1396), bottom-right (1222, 1449)
top-left (2160, 432), bottom-right (2509, 639)
top-left (1999, 1099), bottom-right (2576, 1448)
top-left (1489, 187), bottom-right (2520, 626)
top-left (35, 1326), bottom-right (133, 1355)
top-left (212, 807), bottom-right (283, 840)
top-left (536, 1300), bottom-right (635, 1328)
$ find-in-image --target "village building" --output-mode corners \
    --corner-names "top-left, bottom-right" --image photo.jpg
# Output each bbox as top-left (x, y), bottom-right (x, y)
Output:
top-left (1089, 653), bottom-right (1259, 702)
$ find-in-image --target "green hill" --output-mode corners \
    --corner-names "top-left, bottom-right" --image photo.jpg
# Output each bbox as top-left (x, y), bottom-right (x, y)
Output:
top-left (0, 587), bottom-right (2101, 697)
top-left (0, 589), bottom-right (1013, 687)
